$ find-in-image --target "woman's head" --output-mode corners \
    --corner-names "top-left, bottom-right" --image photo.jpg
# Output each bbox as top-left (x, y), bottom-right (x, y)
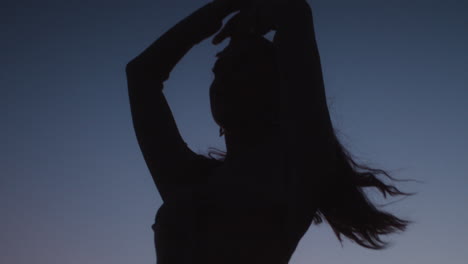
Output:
top-left (210, 34), bottom-right (281, 132)
top-left (204, 8), bottom-right (412, 252)
top-left (205, 98), bottom-right (412, 250)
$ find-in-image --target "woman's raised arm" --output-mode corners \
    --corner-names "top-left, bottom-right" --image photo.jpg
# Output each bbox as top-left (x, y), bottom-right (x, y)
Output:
top-left (273, 0), bottom-right (337, 208)
top-left (265, 0), bottom-right (339, 251)
top-left (125, 1), bottom-right (236, 200)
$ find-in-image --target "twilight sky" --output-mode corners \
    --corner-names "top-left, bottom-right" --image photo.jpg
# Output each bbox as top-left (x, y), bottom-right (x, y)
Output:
top-left (1, 0), bottom-right (467, 263)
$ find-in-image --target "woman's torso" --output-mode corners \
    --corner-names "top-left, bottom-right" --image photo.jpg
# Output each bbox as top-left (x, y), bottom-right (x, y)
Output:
top-left (153, 134), bottom-right (309, 263)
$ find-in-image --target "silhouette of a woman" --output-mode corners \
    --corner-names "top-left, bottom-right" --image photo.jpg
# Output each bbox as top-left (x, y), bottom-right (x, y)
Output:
top-left (126, 0), bottom-right (411, 263)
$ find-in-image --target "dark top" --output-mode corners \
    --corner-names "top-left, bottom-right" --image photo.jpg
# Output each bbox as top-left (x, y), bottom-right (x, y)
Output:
top-left (126, 65), bottom-right (298, 262)
top-left (151, 152), bottom-right (292, 264)
top-left (126, 3), bottom-right (319, 263)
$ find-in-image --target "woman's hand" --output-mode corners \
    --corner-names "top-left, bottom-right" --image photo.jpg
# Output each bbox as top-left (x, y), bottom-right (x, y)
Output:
top-left (211, 0), bottom-right (241, 15)
top-left (212, 0), bottom-right (306, 45)
top-left (196, 0), bottom-right (249, 43)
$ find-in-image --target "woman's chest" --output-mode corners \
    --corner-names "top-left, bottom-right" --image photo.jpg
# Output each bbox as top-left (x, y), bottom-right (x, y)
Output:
top-left (206, 144), bottom-right (287, 208)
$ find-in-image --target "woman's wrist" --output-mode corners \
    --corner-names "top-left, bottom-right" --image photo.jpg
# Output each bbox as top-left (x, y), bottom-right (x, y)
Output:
top-left (173, 2), bottom-right (226, 45)
top-left (187, 1), bottom-right (243, 44)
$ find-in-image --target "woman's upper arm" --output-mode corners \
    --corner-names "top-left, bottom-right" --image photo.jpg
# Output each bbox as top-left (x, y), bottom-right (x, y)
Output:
top-left (273, 1), bottom-right (332, 133)
top-left (273, 1), bottom-right (337, 198)
top-left (126, 63), bottom-right (197, 188)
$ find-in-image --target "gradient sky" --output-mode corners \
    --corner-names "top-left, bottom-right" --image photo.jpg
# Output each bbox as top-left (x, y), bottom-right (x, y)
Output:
top-left (2, 0), bottom-right (467, 263)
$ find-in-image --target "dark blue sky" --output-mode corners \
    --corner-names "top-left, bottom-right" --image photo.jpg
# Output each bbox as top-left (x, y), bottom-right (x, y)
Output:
top-left (2, 0), bottom-right (467, 263)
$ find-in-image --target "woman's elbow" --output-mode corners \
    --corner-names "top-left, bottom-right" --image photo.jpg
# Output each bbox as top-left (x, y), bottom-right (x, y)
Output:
top-left (125, 57), bottom-right (143, 78)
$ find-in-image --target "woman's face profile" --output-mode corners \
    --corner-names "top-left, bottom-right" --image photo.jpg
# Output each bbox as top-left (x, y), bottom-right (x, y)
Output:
top-left (209, 54), bottom-right (252, 129)
top-left (209, 49), bottom-right (280, 130)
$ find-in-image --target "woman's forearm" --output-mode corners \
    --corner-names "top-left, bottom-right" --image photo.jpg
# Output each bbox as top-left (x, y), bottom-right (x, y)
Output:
top-left (126, 2), bottom-right (229, 86)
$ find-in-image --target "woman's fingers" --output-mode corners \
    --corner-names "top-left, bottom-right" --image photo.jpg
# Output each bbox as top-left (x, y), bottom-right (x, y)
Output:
top-left (212, 0), bottom-right (296, 45)
top-left (211, 0), bottom-right (252, 14)
top-left (212, 12), bottom-right (243, 44)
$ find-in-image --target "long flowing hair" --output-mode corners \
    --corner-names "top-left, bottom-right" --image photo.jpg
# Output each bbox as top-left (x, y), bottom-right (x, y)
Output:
top-left (200, 16), bottom-right (412, 249)
top-left (199, 129), bottom-right (412, 249)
